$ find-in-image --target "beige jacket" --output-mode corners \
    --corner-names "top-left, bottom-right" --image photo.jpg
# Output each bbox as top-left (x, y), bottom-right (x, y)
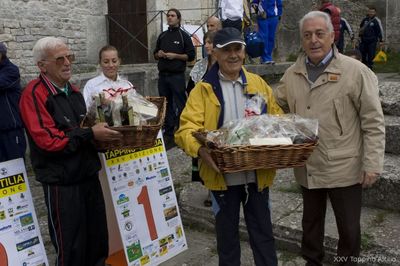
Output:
top-left (275, 49), bottom-right (385, 189)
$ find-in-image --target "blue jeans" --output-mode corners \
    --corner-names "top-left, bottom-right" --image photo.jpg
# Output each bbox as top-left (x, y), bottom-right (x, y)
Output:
top-left (211, 184), bottom-right (277, 266)
top-left (257, 17), bottom-right (279, 63)
top-left (158, 72), bottom-right (187, 137)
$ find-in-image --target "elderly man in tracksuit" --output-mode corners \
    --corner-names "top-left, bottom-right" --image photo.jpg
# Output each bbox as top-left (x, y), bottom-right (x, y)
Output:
top-left (175, 27), bottom-right (283, 266)
top-left (251, 0), bottom-right (282, 64)
top-left (20, 37), bottom-right (122, 266)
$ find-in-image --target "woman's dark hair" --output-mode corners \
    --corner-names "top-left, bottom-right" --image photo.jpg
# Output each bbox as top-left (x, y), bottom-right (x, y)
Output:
top-left (203, 31), bottom-right (216, 44)
top-left (98, 45), bottom-right (119, 63)
top-left (167, 8), bottom-right (181, 25)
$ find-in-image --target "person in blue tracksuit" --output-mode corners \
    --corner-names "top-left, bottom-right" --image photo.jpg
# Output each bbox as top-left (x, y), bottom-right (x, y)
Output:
top-left (358, 7), bottom-right (384, 69)
top-left (0, 42), bottom-right (26, 162)
top-left (251, 0), bottom-right (282, 64)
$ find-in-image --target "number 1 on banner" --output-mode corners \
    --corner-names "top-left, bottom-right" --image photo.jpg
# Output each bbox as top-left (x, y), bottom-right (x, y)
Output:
top-left (137, 185), bottom-right (158, 240)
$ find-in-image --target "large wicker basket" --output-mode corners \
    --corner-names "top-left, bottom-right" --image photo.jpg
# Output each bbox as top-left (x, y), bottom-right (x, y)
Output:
top-left (193, 131), bottom-right (318, 173)
top-left (95, 97), bottom-right (166, 151)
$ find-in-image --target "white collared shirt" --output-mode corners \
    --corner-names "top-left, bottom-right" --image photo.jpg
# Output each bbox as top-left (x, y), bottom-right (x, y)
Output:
top-left (306, 49), bottom-right (333, 67)
top-left (82, 72), bottom-right (133, 108)
top-left (218, 0), bottom-right (243, 21)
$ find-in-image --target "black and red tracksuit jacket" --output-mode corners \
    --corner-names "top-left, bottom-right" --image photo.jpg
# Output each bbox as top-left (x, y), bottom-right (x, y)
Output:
top-left (19, 74), bottom-right (101, 184)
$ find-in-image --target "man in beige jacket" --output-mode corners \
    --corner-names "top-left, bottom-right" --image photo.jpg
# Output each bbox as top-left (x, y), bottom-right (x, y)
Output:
top-left (275, 11), bottom-right (385, 266)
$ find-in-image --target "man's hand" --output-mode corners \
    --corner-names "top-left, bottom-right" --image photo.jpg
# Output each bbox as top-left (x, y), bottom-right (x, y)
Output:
top-left (251, 3), bottom-right (258, 12)
top-left (198, 146), bottom-right (220, 174)
top-left (379, 42), bottom-right (385, 49)
top-left (157, 50), bottom-right (166, 59)
top-left (92, 123), bottom-right (123, 142)
top-left (359, 171), bottom-right (379, 188)
top-left (164, 52), bottom-right (176, 60)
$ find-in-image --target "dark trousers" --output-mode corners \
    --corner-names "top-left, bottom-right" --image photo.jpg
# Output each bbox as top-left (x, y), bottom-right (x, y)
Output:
top-left (158, 72), bottom-right (187, 137)
top-left (43, 177), bottom-right (108, 266)
top-left (336, 38), bottom-right (345, 53)
top-left (359, 40), bottom-right (377, 69)
top-left (301, 184), bottom-right (362, 266)
top-left (211, 184), bottom-right (277, 266)
top-left (222, 19), bottom-right (243, 32)
top-left (0, 128), bottom-right (26, 162)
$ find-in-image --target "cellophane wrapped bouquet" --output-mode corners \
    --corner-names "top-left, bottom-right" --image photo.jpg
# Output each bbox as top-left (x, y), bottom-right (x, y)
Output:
top-left (86, 87), bottom-right (158, 127)
top-left (204, 114), bottom-right (318, 147)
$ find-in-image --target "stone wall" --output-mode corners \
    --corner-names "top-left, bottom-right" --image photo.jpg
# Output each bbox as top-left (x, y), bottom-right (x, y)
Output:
top-left (0, 0), bottom-right (106, 75)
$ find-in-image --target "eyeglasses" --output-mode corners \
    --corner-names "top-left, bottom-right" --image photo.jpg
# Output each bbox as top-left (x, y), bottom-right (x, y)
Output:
top-left (302, 31), bottom-right (328, 40)
top-left (44, 53), bottom-right (75, 65)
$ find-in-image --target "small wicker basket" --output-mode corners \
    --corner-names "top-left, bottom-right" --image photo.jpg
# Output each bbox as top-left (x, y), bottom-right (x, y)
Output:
top-left (94, 97), bottom-right (166, 151)
top-left (193, 131), bottom-right (318, 173)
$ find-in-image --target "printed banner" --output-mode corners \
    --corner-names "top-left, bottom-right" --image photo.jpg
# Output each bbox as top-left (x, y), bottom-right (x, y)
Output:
top-left (100, 131), bottom-right (187, 266)
top-left (0, 158), bottom-right (49, 266)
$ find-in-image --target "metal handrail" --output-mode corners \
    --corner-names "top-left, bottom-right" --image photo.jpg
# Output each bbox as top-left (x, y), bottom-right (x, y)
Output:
top-left (106, 8), bottom-right (219, 52)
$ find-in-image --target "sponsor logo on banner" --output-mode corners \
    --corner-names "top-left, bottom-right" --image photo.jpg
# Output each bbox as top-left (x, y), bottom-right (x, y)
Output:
top-left (159, 186), bottom-right (172, 196)
top-left (0, 224), bottom-right (12, 232)
top-left (0, 173), bottom-right (27, 198)
top-left (16, 236), bottom-right (40, 251)
top-left (117, 194), bottom-right (129, 205)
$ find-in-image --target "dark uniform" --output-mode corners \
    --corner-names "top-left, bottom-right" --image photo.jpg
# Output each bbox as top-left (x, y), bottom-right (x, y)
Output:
top-left (154, 26), bottom-right (195, 140)
top-left (359, 15), bottom-right (384, 69)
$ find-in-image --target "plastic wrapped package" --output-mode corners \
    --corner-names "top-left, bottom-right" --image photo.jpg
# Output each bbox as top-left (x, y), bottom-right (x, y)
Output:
top-left (205, 114), bottom-right (318, 146)
top-left (86, 87), bottom-right (158, 127)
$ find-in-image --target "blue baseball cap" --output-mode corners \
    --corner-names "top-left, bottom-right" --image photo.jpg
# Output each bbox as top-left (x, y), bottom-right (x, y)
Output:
top-left (213, 27), bottom-right (246, 48)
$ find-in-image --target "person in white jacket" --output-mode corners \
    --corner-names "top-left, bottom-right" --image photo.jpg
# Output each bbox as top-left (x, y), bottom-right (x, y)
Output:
top-left (83, 45), bottom-right (133, 109)
top-left (218, 0), bottom-right (244, 32)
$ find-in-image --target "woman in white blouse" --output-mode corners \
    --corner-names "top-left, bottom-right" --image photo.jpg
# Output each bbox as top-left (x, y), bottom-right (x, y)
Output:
top-left (83, 45), bottom-right (133, 108)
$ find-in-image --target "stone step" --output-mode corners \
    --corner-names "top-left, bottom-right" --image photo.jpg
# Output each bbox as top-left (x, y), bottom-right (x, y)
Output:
top-left (379, 81), bottom-right (400, 116)
top-left (273, 154), bottom-right (400, 212)
top-left (363, 153), bottom-right (400, 211)
top-left (385, 115), bottom-right (400, 155)
top-left (179, 182), bottom-right (400, 265)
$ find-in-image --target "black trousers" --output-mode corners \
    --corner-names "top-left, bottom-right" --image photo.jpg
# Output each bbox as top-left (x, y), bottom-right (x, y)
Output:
top-left (158, 72), bottom-right (187, 137)
top-left (222, 19), bottom-right (243, 32)
top-left (211, 184), bottom-right (277, 266)
top-left (43, 177), bottom-right (108, 266)
top-left (359, 40), bottom-right (377, 69)
top-left (301, 184), bottom-right (362, 266)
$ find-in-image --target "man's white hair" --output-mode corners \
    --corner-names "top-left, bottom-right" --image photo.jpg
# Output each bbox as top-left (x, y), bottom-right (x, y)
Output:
top-left (32, 37), bottom-right (67, 64)
top-left (299, 11), bottom-right (334, 36)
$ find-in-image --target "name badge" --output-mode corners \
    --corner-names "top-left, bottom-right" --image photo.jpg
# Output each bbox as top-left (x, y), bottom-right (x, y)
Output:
top-left (328, 74), bottom-right (340, 82)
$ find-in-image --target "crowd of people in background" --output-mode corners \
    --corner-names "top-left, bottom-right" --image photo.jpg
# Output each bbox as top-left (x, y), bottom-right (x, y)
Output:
top-left (0, 0), bottom-right (387, 265)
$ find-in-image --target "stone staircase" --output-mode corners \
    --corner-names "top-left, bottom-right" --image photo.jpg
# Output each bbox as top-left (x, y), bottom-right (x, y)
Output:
top-left (363, 79), bottom-right (400, 212)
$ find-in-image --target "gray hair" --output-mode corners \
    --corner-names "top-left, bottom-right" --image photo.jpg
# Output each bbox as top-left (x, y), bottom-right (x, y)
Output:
top-left (299, 11), bottom-right (334, 36)
top-left (32, 37), bottom-right (67, 64)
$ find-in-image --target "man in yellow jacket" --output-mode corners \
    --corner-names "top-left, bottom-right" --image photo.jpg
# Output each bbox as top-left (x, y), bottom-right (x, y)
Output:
top-left (175, 27), bottom-right (283, 266)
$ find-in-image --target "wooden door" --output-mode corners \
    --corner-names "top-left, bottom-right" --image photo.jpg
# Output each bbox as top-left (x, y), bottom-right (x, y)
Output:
top-left (107, 0), bottom-right (148, 63)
